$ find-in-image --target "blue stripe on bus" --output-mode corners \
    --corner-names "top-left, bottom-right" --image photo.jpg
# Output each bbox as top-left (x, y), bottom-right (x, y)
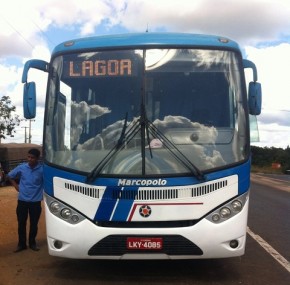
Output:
top-left (111, 187), bottom-right (139, 221)
top-left (94, 186), bottom-right (139, 221)
top-left (94, 186), bottom-right (121, 221)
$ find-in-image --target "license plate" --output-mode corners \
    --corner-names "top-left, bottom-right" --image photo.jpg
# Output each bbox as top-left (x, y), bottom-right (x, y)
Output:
top-left (127, 237), bottom-right (163, 250)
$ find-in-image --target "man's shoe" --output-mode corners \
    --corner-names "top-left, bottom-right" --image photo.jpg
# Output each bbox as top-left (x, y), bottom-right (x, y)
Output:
top-left (29, 245), bottom-right (40, 251)
top-left (14, 245), bottom-right (27, 253)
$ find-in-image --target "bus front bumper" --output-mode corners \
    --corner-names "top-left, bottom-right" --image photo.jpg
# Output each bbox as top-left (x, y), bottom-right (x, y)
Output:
top-left (44, 198), bottom-right (249, 260)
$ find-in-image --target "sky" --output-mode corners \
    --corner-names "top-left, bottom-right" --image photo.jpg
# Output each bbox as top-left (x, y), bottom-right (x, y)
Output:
top-left (0, 0), bottom-right (290, 149)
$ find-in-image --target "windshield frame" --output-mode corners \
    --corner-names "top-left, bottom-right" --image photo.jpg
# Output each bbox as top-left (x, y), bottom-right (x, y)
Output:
top-left (43, 46), bottom-right (250, 178)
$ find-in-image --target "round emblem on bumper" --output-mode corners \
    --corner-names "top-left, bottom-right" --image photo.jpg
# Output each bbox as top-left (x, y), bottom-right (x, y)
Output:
top-left (139, 205), bottom-right (152, 217)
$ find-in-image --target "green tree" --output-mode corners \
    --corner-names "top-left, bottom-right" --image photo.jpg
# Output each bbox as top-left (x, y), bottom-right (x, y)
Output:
top-left (251, 145), bottom-right (290, 173)
top-left (0, 95), bottom-right (20, 143)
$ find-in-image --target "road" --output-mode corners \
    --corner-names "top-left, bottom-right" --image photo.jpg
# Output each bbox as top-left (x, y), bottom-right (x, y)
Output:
top-left (0, 173), bottom-right (289, 285)
top-left (249, 173), bottom-right (290, 262)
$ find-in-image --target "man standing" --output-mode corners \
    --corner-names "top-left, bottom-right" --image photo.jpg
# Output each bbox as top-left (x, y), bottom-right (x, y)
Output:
top-left (7, 148), bottom-right (44, 252)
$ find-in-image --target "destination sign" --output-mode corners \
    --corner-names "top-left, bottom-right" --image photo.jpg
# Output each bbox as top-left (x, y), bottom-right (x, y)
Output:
top-left (64, 59), bottom-right (133, 78)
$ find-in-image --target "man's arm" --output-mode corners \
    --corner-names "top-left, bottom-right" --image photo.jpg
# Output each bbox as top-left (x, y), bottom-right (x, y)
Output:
top-left (7, 176), bottom-right (19, 192)
top-left (7, 166), bottom-right (20, 192)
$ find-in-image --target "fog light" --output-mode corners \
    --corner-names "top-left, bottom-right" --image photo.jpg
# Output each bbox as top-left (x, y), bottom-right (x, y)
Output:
top-left (220, 207), bottom-right (231, 218)
top-left (229, 239), bottom-right (239, 248)
top-left (54, 240), bottom-right (63, 249)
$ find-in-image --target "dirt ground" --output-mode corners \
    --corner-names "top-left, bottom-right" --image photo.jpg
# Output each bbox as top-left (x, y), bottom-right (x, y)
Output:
top-left (0, 186), bottom-right (55, 285)
top-left (0, 186), bottom-right (133, 285)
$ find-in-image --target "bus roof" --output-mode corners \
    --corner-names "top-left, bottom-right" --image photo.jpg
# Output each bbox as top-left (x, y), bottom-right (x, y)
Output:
top-left (52, 33), bottom-right (241, 55)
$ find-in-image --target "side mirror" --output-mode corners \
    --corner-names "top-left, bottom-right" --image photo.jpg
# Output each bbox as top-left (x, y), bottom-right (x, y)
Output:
top-left (23, 82), bottom-right (36, 119)
top-left (22, 59), bottom-right (48, 119)
top-left (248, 82), bottom-right (262, 115)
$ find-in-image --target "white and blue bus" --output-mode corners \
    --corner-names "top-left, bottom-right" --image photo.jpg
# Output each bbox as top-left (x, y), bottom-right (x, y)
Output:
top-left (22, 33), bottom-right (261, 259)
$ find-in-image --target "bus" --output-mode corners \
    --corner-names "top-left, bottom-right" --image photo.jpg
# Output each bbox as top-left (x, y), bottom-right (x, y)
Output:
top-left (22, 33), bottom-right (261, 259)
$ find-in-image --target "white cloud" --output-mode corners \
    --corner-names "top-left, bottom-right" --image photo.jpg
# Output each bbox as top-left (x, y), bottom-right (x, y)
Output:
top-left (0, 65), bottom-right (19, 94)
top-left (245, 43), bottom-right (290, 148)
top-left (252, 122), bottom-right (290, 149)
top-left (245, 43), bottom-right (290, 110)
top-left (116, 0), bottom-right (290, 45)
top-left (2, 0), bottom-right (290, 50)
top-left (1, 0), bottom-right (290, 56)
top-left (0, 43), bottom-right (49, 144)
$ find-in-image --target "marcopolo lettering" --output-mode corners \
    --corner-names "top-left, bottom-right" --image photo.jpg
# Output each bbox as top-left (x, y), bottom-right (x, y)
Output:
top-left (118, 179), bottom-right (167, 187)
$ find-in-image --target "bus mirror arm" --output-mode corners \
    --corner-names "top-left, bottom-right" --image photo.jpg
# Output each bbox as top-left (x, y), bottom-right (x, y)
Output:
top-left (22, 59), bottom-right (49, 83)
top-left (243, 59), bottom-right (257, 82)
top-left (243, 59), bottom-right (262, 116)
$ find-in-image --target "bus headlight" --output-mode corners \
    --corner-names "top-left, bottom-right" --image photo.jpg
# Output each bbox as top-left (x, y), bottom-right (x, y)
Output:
top-left (45, 193), bottom-right (85, 224)
top-left (231, 200), bottom-right (243, 212)
top-left (61, 208), bottom-right (72, 219)
top-left (50, 201), bottom-right (61, 213)
top-left (220, 207), bottom-right (231, 218)
top-left (207, 192), bottom-right (248, 224)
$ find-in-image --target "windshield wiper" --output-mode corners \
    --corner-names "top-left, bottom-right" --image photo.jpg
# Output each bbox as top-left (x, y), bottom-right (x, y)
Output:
top-left (117, 112), bottom-right (128, 146)
top-left (86, 115), bottom-right (140, 183)
top-left (145, 118), bottom-right (205, 181)
top-left (86, 115), bottom-right (205, 183)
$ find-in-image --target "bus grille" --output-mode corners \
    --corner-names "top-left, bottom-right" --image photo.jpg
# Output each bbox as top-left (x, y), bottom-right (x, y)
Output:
top-left (63, 179), bottom-right (228, 201)
top-left (97, 220), bottom-right (200, 228)
top-left (64, 182), bottom-right (101, 198)
top-left (88, 235), bottom-right (203, 256)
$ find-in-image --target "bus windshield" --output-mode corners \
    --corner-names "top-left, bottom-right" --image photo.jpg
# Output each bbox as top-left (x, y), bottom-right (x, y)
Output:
top-left (44, 48), bottom-right (248, 176)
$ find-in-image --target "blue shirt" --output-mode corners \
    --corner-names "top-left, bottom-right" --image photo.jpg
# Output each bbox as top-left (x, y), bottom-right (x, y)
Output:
top-left (8, 162), bottom-right (44, 202)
